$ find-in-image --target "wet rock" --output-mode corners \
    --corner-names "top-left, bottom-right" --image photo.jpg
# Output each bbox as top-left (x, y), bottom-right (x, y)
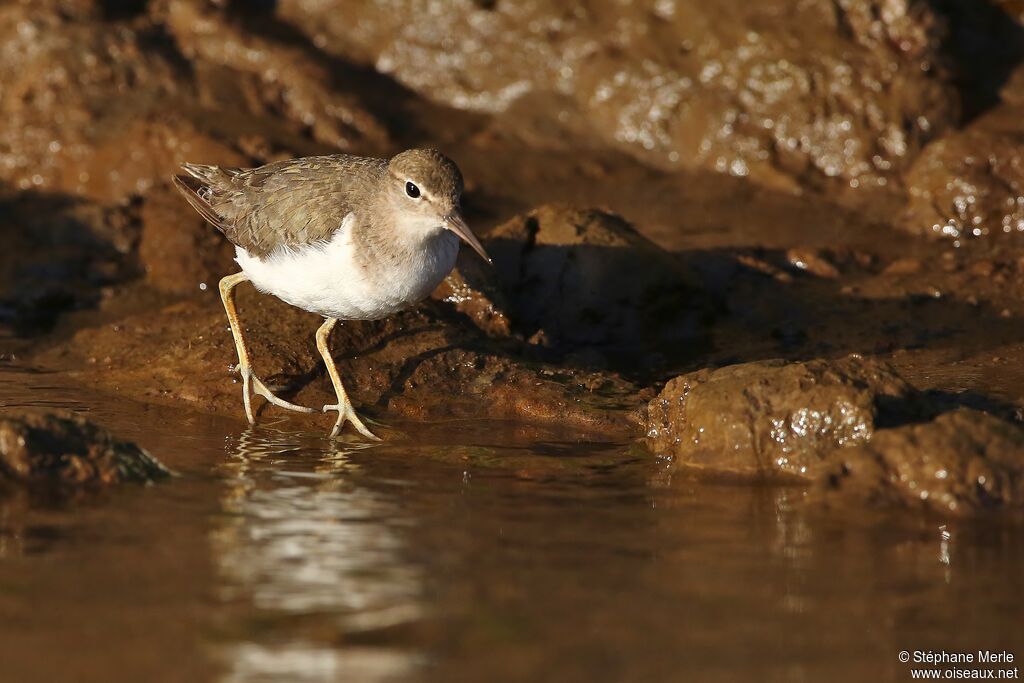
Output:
top-left (0, 0), bottom-right (389, 202)
top-left (0, 2), bottom-right (185, 197)
top-left (157, 0), bottom-right (390, 152)
top-left (35, 289), bottom-right (638, 436)
top-left (430, 251), bottom-right (512, 337)
top-left (645, 356), bottom-right (913, 478)
top-left (385, 348), bottom-right (634, 430)
top-left (279, 0), bottom-right (958, 191)
top-left (882, 257), bottom-right (922, 276)
top-left (0, 410), bottom-right (170, 488)
top-left (786, 248), bottom-right (839, 279)
top-left (0, 0), bottom-right (393, 329)
top-left (816, 409), bottom-right (1024, 515)
top-left (735, 252), bottom-right (793, 283)
top-left (0, 0), bottom-right (253, 204)
top-left (901, 107), bottom-right (1024, 242)
top-left (968, 259), bottom-right (998, 278)
top-left (487, 204), bottom-right (701, 362)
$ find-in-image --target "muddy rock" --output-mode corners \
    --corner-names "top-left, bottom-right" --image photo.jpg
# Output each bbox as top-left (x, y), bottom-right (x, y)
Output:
top-left (157, 0), bottom-right (390, 153)
top-left (816, 409), bottom-right (1024, 515)
top-left (786, 248), bottom-right (840, 279)
top-left (0, 0), bottom-right (390, 203)
top-left (138, 183), bottom-right (236, 293)
top-left (279, 0), bottom-right (957, 191)
top-left (0, 2), bottom-right (185, 198)
top-left (0, 410), bottom-right (170, 488)
top-left (36, 287), bottom-right (638, 435)
top-left (487, 204), bottom-right (700, 362)
top-left (901, 106), bottom-right (1024, 242)
top-left (0, 0), bottom-right (397, 328)
top-left (0, 1), bottom-right (245, 203)
top-left (430, 251), bottom-right (512, 338)
top-left (645, 356), bottom-right (914, 478)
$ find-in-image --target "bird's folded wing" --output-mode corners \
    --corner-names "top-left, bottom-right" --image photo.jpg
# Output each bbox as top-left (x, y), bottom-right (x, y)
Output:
top-left (174, 155), bottom-right (385, 258)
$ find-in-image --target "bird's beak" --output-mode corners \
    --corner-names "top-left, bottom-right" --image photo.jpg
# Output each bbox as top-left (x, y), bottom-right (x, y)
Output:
top-left (444, 212), bottom-right (491, 264)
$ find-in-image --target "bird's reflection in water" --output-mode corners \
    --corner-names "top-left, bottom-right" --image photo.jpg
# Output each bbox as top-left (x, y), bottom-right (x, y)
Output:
top-left (213, 427), bottom-right (424, 682)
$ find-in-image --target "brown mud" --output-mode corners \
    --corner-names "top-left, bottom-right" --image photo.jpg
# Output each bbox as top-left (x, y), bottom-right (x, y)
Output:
top-left (2, 0), bottom-right (1024, 679)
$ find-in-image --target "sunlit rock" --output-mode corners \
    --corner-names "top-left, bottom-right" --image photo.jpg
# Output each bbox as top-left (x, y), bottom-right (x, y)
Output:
top-left (816, 409), bottom-right (1024, 515)
top-left (645, 355), bottom-right (913, 478)
top-left (279, 0), bottom-right (958, 191)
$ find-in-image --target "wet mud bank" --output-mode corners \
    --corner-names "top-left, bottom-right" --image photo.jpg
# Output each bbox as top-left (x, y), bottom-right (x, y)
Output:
top-left (3, 0), bottom-right (1024, 516)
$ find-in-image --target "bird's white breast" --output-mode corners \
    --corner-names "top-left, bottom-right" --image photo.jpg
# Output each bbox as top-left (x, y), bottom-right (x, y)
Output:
top-left (235, 213), bottom-right (459, 320)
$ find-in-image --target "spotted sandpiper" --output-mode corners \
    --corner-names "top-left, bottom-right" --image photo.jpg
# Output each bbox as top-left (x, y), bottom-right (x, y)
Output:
top-left (173, 149), bottom-right (491, 439)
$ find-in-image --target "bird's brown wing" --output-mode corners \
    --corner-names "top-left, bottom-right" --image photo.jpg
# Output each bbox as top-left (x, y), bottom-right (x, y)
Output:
top-left (173, 155), bottom-right (386, 258)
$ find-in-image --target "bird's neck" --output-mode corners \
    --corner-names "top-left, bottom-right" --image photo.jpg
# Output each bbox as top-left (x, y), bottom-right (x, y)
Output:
top-left (353, 201), bottom-right (450, 270)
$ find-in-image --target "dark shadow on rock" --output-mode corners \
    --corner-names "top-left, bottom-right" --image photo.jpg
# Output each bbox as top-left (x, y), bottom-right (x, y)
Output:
top-left (875, 388), bottom-right (1022, 432)
top-left (673, 245), bottom-right (1024, 376)
top-left (479, 222), bottom-right (1024, 387)
top-left (488, 235), bottom-right (713, 377)
top-left (0, 187), bottom-right (141, 336)
top-left (98, 0), bottom-right (151, 21)
top-left (929, 0), bottom-right (1024, 122)
top-left (914, 389), bottom-right (1024, 424)
top-left (485, 205), bottom-right (714, 382)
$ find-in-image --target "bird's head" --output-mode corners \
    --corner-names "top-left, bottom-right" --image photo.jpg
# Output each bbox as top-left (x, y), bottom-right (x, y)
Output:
top-left (385, 149), bottom-right (490, 263)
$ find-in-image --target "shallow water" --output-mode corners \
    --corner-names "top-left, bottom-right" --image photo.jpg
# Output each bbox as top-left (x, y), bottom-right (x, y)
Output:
top-left (0, 364), bottom-right (1021, 683)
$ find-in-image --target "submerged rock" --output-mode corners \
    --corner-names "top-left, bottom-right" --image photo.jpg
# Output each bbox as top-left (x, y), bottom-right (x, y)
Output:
top-left (816, 409), bottom-right (1024, 515)
top-left (0, 410), bottom-right (170, 488)
top-left (645, 356), bottom-right (913, 478)
top-left (488, 204), bottom-right (701, 363)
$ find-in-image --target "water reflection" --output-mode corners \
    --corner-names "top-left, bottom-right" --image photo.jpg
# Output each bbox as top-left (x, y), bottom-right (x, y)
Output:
top-left (213, 428), bottom-right (423, 682)
top-left (223, 642), bottom-right (423, 683)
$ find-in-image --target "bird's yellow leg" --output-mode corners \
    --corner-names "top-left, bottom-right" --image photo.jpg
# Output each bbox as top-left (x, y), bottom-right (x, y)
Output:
top-left (315, 317), bottom-right (380, 440)
top-left (219, 272), bottom-right (314, 423)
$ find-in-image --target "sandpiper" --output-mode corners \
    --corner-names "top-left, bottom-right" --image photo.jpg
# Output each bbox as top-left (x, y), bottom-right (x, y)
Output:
top-left (173, 149), bottom-right (490, 439)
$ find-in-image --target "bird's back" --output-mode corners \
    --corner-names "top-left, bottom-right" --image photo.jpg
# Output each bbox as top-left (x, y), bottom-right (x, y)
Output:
top-left (173, 155), bottom-right (387, 258)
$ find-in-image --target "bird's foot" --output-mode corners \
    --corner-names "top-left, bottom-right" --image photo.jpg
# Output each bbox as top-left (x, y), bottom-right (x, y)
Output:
top-left (240, 366), bottom-right (315, 423)
top-left (323, 402), bottom-right (380, 441)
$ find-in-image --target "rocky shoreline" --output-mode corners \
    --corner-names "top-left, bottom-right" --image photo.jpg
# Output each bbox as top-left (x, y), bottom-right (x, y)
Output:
top-left (3, 0), bottom-right (1024, 516)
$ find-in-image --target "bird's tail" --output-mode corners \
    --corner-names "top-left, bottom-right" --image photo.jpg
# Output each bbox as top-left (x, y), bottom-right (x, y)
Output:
top-left (172, 163), bottom-right (234, 232)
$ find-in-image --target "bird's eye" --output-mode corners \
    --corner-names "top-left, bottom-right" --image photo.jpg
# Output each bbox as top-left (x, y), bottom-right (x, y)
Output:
top-left (405, 181), bottom-right (420, 199)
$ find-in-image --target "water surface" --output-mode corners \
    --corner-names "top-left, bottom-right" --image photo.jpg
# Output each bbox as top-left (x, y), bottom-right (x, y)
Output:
top-left (0, 365), bottom-right (1020, 682)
